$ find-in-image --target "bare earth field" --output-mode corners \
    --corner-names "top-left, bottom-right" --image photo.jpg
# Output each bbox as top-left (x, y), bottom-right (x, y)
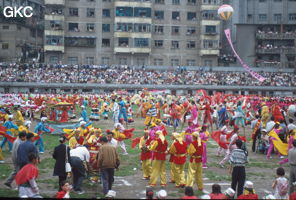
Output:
top-left (0, 116), bottom-right (288, 199)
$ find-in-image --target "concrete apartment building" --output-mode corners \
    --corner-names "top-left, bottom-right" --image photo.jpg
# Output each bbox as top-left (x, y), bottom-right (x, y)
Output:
top-left (0, 0), bottom-right (44, 63)
top-left (232, 0), bottom-right (296, 69)
top-left (44, 0), bottom-right (221, 66)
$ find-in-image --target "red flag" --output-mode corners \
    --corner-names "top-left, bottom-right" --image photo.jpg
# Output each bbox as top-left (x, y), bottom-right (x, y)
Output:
top-left (47, 127), bottom-right (55, 133)
top-left (131, 137), bottom-right (141, 149)
top-left (124, 128), bottom-right (134, 139)
top-left (0, 131), bottom-right (16, 143)
top-left (211, 131), bottom-right (228, 149)
top-left (238, 136), bottom-right (246, 142)
top-left (0, 125), bottom-right (6, 133)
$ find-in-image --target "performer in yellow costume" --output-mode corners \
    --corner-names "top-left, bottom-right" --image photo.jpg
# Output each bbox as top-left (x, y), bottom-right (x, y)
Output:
top-left (186, 131), bottom-right (204, 191)
top-left (261, 103), bottom-right (269, 128)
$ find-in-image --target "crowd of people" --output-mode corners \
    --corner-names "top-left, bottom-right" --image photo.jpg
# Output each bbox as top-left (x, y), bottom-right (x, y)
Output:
top-left (0, 91), bottom-right (296, 199)
top-left (0, 64), bottom-right (295, 87)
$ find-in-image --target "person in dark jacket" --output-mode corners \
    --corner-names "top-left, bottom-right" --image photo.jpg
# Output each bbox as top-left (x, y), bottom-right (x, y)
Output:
top-left (17, 133), bottom-right (39, 169)
top-left (53, 135), bottom-right (71, 191)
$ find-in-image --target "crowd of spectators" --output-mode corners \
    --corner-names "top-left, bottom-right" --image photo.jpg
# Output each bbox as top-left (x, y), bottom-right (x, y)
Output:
top-left (0, 64), bottom-right (295, 87)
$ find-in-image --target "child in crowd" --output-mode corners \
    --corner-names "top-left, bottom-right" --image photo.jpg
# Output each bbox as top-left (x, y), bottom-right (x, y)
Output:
top-left (55, 181), bottom-right (72, 199)
top-left (272, 167), bottom-right (288, 199)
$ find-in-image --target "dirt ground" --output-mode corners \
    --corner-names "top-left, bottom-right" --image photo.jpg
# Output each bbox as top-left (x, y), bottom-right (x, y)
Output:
top-left (0, 117), bottom-right (290, 199)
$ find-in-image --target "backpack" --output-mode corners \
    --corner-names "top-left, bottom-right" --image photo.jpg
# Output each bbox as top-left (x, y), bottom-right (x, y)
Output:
top-left (278, 180), bottom-right (288, 196)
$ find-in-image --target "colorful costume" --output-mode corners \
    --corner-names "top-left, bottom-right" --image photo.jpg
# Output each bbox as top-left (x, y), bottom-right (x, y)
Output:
top-left (169, 133), bottom-right (187, 187)
top-left (186, 132), bottom-right (204, 190)
top-left (1, 119), bottom-right (18, 152)
top-left (139, 135), bottom-right (153, 179)
top-left (34, 121), bottom-right (50, 153)
top-left (261, 104), bottom-right (269, 128)
top-left (149, 131), bottom-right (168, 187)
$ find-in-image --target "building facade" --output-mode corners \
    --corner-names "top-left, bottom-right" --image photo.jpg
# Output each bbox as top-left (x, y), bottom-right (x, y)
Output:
top-left (44, 0), bottom-right (221, 66)
top-left (0, 0), bottom-right (44, 63)
top-left (232, 0), bottom-right (296, 69)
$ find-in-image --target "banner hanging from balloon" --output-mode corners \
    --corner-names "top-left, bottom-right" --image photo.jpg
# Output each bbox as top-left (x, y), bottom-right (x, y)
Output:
top-left (224, 29), bottom-right (266, 82)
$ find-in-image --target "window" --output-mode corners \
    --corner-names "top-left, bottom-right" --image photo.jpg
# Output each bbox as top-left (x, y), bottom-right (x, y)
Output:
top-left (68, 23), bottom-right (79, 31)
top-left (86, 57), bottom-right (94, 65)
top-left (102, 39), bottom-right (110, 47)
top-left (102, 24), bottom-right (110, 32)
top-left (119, 38), bottom-right (129, 47)
top-left (202, 10), bottom-right (216, 20)
top-left (2, 25), bottom-right (9, 29)
top-left (203, 40), bottom-right (218, 49)
top-left (68, 57), bottom-right (78, 65)
top-left (171, 41), bottom-right (179, 49)
top-left (274, 14), bottom-right (282, 22)
top-left (134, 38), bottom-right (149, 47)
top-left (137, 58), bottom-right (145, 65)
top-left (172, 0), bottom-right (180, 5)
top-left (187, 12), bottom-right (196, 20)
top-left (86, 23), bottom-right (95, 32)
top-left (154, 10), bottom-right (164, 20)
top-left (116, 7), bottom-right (133, 17)
top-left (187, 0), bottom-right (196, 5)
top-left (155, 0), bottom-right (165, 4)
top-left (187, 41), bottom-right (195, 49)
top-left (274, 0), bottom-right (282, 1)
top-left (172, 11), bottom-right (180, 20)
top-left (103, 9), bottom-right (110, 17)
top-left (87, 8), bottom-right (95, 17)
top-left (102, 57), bottom-right (110, 65)
top-left (69, 8), bottom-right (78, 16)
top-left (205, 25), bottom-right (216, 34)
top-left (154, 25), bottom-right (164, 34)
top-left (46, 36), bottom-right (63, 45)
top-left (259, 14), bottom-right (267, 21)
top-left (134, 24), bottom-right (151, 32)
top-left (134, 7), bottom-right (151, 18)
top-left (49, 56), bottom-right (58, 64)
top-left (259, 0), bottom-right (266, 2)
top-left (187, 27), bottom-right (196, 35)
top-left (154, 58), bottom-right (163, 66)
top-left (203, 0), bottom-right (220, 4)
top-left (172, 26), bottom-right (180, 35)
top-left (186, 59), bottom-right (196, 66)
top-left (204, 60), bottom-right (213, 66)
top-left (116, 23), bottom-right (133, 32)
top-left (171, 59), bottom-right (179, 66)
top-left (154, 40), bottom-right (163, 48)
top-left (2, 43), bottom-right (8, 49)
top-left (289, 13), bottom-right (296, 21)
top-left (119, 58), bottom-right (127, 65)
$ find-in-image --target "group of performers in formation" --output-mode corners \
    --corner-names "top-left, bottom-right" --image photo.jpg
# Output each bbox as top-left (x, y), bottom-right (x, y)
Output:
top-left (0, 90), bottom-right (296, 195)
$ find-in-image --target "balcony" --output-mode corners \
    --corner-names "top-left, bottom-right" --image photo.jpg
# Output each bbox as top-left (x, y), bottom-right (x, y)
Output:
top-left (256, 48), bottom-right (281, 54)
top-left (45, 15), bottom-right (64, 21)
top-left (44, 45), bottom-right (64, 52)
top-left (200, 49), bottom-right (219, 55)
top-left (114, 32), bottom-right (151, 38)
top-left (256, 32), bottom-right (296, 40)
top-left (45, 30), bottom-right (64, 36)
top-left (115, 0), bottom-right (151, 8)
top-left (45, 0), bottom-right (65, 5)
top-left (256, 47), bottom-right (296, 54)
top-left (255, 61), bottom-right (281, 68)
top-left (114, 47), bottom-right (151, 53)
top-left (114, 17), bottom-right (152, 24)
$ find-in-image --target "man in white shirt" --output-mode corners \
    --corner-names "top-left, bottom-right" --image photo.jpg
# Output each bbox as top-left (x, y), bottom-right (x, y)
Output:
top-left (112, 98), bottom-right (120, 124)
top-left (106, 131), bottom-right (118, 148)
top-left (70, 144), bottom-right (90, 194)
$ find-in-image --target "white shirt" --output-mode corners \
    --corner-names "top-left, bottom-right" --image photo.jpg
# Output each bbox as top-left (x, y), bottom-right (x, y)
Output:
top-left (70, 146), bottom-right (90, 162)
top-left (113, 102), bottom-right (119, 113)
top-left (108, 138), bottom-right (118, 148)
top-left (288, 123), bottom-right (296, 131)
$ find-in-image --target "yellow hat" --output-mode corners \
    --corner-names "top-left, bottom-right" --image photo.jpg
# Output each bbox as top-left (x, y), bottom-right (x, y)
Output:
top-left (155, 119), bottom-right (162, 124)
top-left (172, 132), bottom-right (183, 144)
top-left (150, 123), bottom-right (157, 128)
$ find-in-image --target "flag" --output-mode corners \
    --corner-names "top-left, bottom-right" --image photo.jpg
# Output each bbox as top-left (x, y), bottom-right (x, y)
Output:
top-left (0, 131), bottom-right (16, 143)
top-left (131, 137), bottom-right (141, 149)
top-left (0, 125), bottom-right (6, 133)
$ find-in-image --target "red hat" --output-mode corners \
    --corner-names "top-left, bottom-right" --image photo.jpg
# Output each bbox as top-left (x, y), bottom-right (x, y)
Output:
top-left (234, 125), bottom-right (239, 130)
top-left (202, 124), bottom-right (208, 128)
top-left (119, 118), bottom-right (124, 122)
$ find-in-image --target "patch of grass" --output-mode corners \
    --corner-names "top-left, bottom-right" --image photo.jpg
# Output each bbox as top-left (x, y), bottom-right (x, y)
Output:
top-left (0, 188), bottom-right (18, 197)
top-left (246, 162), bottom-right (277, 168)
top-left (0, 164), bottom-right (12, 180)
top-left (204, 170), bottom-right (231, 181)
top-left (38, 157), bottom-right (55, 169)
